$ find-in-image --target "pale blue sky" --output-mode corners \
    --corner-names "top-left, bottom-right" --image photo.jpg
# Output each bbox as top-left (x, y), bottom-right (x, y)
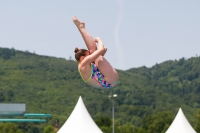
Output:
top-left (0, 0), bottom-right (200, 70)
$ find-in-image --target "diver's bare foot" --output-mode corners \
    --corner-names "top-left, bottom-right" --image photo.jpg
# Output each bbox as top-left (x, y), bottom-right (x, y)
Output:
top-left (72, 16), bottom-right (85, 29)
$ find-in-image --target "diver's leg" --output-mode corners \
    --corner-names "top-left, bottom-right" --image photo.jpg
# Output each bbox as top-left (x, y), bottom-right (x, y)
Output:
top-left (73, 16), bottom-right (97, 54)
top-left (94, 56), bottom-right (119, 84)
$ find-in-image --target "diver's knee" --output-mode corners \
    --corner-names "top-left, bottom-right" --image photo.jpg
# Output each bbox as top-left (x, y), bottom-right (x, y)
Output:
top-left (89, 50), bottom-right (95, 54)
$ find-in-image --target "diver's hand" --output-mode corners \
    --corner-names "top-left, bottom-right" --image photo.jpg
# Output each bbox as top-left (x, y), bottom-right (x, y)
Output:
top-left (94, 37), bottom-right (101, 43)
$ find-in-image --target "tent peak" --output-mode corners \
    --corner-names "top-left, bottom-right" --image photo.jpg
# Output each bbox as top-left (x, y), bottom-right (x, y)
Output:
top-left (57, 96), bottom-right (103, 133)
top-left (165, 108), bottom-right (196, 133)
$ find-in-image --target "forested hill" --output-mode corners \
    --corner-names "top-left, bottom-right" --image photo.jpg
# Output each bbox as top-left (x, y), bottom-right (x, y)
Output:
top-left (0, 47), bottom-right (200, 129)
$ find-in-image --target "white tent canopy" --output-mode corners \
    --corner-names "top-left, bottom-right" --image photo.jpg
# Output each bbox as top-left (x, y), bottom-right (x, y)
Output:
top-left (165, 108), bottom-right (196, 133)
top-left (57, 96), bottom-right (103, 133)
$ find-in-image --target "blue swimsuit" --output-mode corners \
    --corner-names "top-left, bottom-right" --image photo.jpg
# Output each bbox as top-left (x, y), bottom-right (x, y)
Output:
top-left (79, 63), bottom-right (117, 89)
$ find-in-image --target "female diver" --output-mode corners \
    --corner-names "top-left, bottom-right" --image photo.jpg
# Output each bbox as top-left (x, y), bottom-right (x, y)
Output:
top-left (73, 16), bottom-right (119, 89)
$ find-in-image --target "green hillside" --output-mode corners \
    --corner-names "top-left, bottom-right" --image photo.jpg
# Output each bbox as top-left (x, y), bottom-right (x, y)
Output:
top-left (0, 47), bottom-right (200, 133)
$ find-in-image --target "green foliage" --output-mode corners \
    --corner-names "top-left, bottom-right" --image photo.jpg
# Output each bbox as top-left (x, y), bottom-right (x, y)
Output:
top-left (0, 123), bottom-right (24, 133)
top-left (147, 111), bottom-right (173, 133)
top-left (95, 116), bottom-right (112, 127)
top-left (195, 109), bottom-right (200, 133)
top-left (43, 125), bottom-right (54, 133)
top-left (117, 123), bottom-right (133, 133)
top-left (0, 47), bottom-right (200, 132)
top-left (133, 111), bottom-right (173, 133)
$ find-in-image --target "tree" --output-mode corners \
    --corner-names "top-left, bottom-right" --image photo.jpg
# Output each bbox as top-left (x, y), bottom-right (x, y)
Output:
top-left (0, 123), bottom-right (23, 133)
top-left (117, 123), bottom-right (133, 133)
top-left (138, 111), bottom-right (173, 133)
top-left (195, 109), bottom-right (200, 133)
top-left (1, 48), bottom-right (12, 59)
top-left (95, 116), bottom-right (112, 127)
top-left (147, 111), bottom-right (173, 133)
top-left (43, 125), bottom-right (54, 133)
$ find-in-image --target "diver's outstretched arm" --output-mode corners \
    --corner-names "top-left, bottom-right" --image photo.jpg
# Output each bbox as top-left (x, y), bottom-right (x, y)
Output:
top-left (81, 37), bottom-right (105, 66)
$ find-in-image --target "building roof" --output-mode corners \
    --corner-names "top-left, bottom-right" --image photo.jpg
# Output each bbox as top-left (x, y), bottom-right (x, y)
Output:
top-left (0, 103), bottom-right (26, 116)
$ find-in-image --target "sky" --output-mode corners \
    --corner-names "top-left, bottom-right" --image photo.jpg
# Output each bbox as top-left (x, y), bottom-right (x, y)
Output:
top-left (0, 0), bottom-right (200, 70)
